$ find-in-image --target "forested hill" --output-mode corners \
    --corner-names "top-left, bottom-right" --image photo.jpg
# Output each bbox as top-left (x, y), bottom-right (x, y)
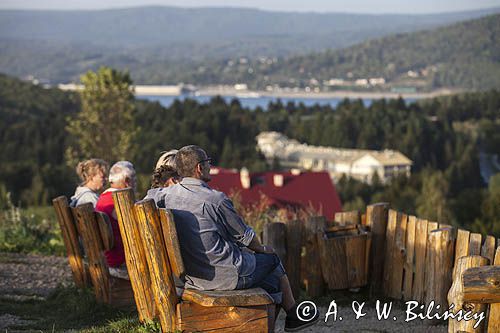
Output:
top-left (0, 6), bottom-right (499, 83)
top-left (256, 13), bottom-right (500, 90)
top-left (147, 13), bottom-right (499, 91)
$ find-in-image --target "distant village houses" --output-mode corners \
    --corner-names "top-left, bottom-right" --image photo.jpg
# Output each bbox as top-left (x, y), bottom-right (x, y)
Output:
top-left (256, 131), bottom-right (412, 184)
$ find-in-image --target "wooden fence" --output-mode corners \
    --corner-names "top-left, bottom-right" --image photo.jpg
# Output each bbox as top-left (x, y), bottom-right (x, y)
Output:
top-left (262, 203), bottom-right (499, 332)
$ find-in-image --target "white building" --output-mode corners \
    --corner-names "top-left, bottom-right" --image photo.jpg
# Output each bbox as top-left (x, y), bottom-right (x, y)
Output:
top-left (257, 131), bottom-right (412, 184)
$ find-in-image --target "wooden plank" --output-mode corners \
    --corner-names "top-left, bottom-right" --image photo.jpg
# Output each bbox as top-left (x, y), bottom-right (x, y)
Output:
top-left (488, 247), bottom-right (500, 333)
top-left (447, 255), bottom-right (489, 333)
top-left (424, 228), bottom-right (455, 308)
top-left (325, 224), bottom-right (358, 234)
top-left (469, 233), bottom-right (482, 255)
top-left (317, 231), bottom-right (348, 289)
top-left (454, 229), bottom-right (470, 268)
top-left (427, 221), bottom-right (439, 233)
top-left (284, 219), bottom-right (302, 297)
top-left (403, 215), bottom-right (416, 300)
top-left (302, 216), bottom-right (326, 297)
top-left (52, 196), bottom-right (88, 288)
top-left (481, 235), bottom-right (496, 264)
top-left (383, 209), bottom-right (398, 297)
top-left (366, 203), bottom-right (389, 295)
top-left (334, 211), bottom-right (361, 226)
top-left (135, 199), bottom-right (178, 332)
top-left (345, 232), bottom-right (370, 288)
top-left (412, 218), bottom-right (428, 302)
top-left (390, 212), bottom-right (407, 299)
top-left (112, 189), bottom-right (156, 322)
top-left (263, 222), bottom-right (287, 265)
top-left (177, 302), bottom-right (271, 333)
top-left (182, 288), bottom-right (273, 307)
top-left (109, 277), bottom-right (135, 309)
top-left (72, 203), bottom-right (110, 303)
top-left (159, 209), bottom-right (186, 280)
top-left (462, 266), bottom-right (500, 303)
top-left (95, 212), bottom-right (114, 251)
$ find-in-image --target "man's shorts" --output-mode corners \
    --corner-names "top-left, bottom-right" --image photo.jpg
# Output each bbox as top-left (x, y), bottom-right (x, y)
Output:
top-left (236, 253), bottom-right (286, 304)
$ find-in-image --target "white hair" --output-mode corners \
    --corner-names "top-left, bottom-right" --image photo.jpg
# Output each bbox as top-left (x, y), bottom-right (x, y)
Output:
top-left (155, 149), bottom-right (178, 170)
top-left (109, 161), bottom-right (136, 184)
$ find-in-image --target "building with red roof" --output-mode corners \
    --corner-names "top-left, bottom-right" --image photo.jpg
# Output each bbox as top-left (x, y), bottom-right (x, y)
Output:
top-left (208, 167), bottom-right (342, 219)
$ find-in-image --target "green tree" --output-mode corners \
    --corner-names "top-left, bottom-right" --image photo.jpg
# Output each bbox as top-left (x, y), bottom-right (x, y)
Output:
top-left (416, 170), bottom-right (452, 223)
top-left (66, 67), bottom-right (137, 164)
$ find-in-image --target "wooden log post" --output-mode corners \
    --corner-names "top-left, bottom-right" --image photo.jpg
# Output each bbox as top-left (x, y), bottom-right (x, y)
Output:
top-left (334, 211), bottom-right (361, 226)
top-left (480, 236), bottom-right (496, 264)
top-left (112, 189), bottom-right (156, 322)
top-left (52, 196), bottom-right (88, 288)
top-left (462, 266), bottom-right (500, 303)
top-left (302, 216), bottom-right (326, 298)
top-left (366, 203), bottom-right (389, 295)
top-left (72, 203), bottom-right (110, 303)
top-left (383, 209), bottom-right (397, 298)
top-left (455, 229), bottom-right (471, 269)
top-left (263, 222), bottom-right (287, 265)
top-left (284, 219), bottom-right (302, 297)
top-left (469, 233), bottom-right (482, 255)
top-left (425, 227), bottom-right (455, 308)
top-left (134, 200), bottom-right (178, 333)
top-left (412, 218), bottom-right (429, 302)
top-left (403, 215), bottom-right (416, 300)
top-left (488, 247), bottom-right (500, 333)
top-left (447, 255), bottom-right (489, 333)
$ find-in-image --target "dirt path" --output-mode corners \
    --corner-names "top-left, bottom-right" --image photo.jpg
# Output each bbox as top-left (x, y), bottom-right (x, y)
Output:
top-left (0, 252), bottom-right (448, 332)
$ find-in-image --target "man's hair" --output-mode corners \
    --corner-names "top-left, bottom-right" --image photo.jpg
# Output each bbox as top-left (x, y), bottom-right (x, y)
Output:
top-left (76, 158), bottom-right (108, 185)
top-left (109, 161), bottom-right (136, 184)
top-left (175, 145), bottom-right (206, 177)
top-left (151, 165), bottom-right (179, 188)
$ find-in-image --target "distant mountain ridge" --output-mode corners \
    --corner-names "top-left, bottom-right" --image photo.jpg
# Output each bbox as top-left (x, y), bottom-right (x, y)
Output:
top-left (0, 6), bottom-right (499, 87)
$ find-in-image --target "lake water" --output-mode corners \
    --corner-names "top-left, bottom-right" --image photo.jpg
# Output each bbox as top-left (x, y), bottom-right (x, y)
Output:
top-left (138, 94), bottom-right (418, 110)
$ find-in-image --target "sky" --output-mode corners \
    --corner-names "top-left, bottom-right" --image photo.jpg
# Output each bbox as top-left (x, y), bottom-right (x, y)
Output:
top-left (1, 0), bottom-right (500, 14)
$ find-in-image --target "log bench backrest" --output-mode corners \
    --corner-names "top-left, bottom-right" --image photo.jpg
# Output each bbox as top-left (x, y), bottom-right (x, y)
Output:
top-left (134, 198), bottom-right (179, 331)
top-left (72, 202), bottom-right (111, 303)
top-left (52, 196), bottom-right (88, 288)
top-left (95, 212), bottom-right (113, 251)
top-left (112, 189), bottom-right (156, 322)
top-left (158, 208), bottom-right (186, 280)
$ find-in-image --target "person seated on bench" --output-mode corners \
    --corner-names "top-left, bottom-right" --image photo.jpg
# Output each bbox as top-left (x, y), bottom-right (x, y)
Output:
top-left (70, 158), bottom-right (108, 207)
top-left (96, 161), bottom-right (137, 280)
top-left (145, 145), bottom-right (319, 332)
top-left (151, 165), bottom-right (181, 189)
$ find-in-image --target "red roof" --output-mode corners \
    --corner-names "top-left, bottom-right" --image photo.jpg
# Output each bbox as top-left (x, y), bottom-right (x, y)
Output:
top-left (208, 167), bottom-right (342, 219)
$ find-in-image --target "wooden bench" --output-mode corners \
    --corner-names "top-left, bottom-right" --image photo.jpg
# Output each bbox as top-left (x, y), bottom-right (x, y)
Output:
top-left (112, 188), bottom-right (276, 332)
top-left (52, 196), bottom-right (134, 308)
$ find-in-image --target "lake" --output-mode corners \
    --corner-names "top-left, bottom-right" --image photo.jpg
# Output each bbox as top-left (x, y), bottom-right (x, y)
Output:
top-left (138, 94), bottom-right (418, 110)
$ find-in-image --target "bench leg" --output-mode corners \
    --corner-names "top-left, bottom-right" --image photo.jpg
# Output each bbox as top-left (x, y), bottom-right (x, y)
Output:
top-left (177, 301), bottom-right (273, 332)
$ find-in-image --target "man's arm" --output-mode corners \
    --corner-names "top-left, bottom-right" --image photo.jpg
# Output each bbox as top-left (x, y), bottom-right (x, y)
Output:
top-left (218, 197), bottom-right (274, 254)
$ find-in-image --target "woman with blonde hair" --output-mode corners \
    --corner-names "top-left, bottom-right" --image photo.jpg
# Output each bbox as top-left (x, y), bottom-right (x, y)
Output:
top-left (70, 158), bottom-right (109, 207)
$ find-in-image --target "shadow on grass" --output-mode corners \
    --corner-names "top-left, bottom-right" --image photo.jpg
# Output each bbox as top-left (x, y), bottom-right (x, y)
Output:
top-left (0, 286), bottom-right (162, 332)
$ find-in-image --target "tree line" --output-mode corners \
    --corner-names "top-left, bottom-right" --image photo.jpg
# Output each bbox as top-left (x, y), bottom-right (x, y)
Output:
top-left (0, 70), bottom-right (499, 235)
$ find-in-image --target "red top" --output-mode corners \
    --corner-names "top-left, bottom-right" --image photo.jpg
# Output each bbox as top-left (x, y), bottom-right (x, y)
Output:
top-left (95, 190), bottom-right (125, 268)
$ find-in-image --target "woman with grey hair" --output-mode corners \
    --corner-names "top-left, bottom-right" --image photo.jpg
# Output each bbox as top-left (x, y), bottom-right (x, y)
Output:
top-left (96, 161), bottom-right (136, 280)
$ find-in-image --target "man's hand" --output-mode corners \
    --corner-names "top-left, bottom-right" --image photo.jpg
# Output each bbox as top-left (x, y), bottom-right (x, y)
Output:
top-left (247, 235), bottom-right (275, 254)
top-left (259, 245), bottom-right (276, 254)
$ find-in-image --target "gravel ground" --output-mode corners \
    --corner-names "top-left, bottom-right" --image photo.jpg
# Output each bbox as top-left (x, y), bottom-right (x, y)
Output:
top-left (0, 252), bottom-right (448, 332)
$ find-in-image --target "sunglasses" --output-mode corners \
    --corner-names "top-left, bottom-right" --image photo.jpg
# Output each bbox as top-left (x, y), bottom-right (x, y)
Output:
top-left (198, 158), bottom-right (212, 166)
